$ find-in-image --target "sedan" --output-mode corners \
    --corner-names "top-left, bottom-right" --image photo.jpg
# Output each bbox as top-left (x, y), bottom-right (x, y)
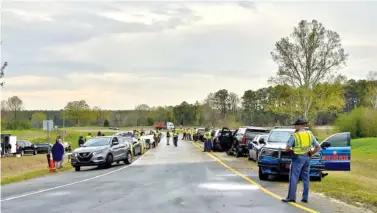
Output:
top-left (35, 142), bottom-right (52, 153)
top-left (248, 134), bottom-right (269, 161)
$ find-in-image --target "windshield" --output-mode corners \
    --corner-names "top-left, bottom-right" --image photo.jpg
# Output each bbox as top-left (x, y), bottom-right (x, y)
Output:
top-left (83, 138), bottom-right (111, 147)
top-left (267, 131), bottom-right (294, 143)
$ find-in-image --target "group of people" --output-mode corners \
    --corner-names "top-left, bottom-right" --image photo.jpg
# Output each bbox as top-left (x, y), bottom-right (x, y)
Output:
top-left (166, 129), bottom-right (179, 147)
top-left (181, 128), bottom-right (196, 141)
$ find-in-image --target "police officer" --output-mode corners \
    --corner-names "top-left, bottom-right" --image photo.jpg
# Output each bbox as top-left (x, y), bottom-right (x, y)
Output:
top-left (203, 128), bottom-right (212, 152)
top-left (282, 118), bottom-right (321, 203)
top-left (172, 129), bottom-right (179, 147)
top-left (85, 133), bottom-right (92, 142)
top-left (166, 130), bottom-right (171, 145)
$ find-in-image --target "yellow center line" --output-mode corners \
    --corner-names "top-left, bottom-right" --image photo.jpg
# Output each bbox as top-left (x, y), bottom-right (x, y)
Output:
top-left (190, 141), bottom-right (319, 213)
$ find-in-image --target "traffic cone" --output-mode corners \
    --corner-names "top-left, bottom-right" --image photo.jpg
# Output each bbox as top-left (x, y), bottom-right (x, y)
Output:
top-left (49, 152), bottom-right (56, 172)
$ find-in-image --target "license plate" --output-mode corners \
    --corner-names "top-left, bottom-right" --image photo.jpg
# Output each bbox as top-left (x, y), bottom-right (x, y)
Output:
top-left (285, 164), bottom-right (290, 169)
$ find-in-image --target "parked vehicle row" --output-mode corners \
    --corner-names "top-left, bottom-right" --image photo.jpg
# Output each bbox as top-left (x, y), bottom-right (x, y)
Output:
top-left (205, 126), bottom-right (351, 182)
top-left (71, 130), bottom-right (162, 171)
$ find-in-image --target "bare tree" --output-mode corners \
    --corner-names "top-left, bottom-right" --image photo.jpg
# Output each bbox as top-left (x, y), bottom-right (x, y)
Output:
top-left (228, 92), bottom-right (240, 113)
top-left (270, 19), bottom-right (348, 120)
top-left (6, 96), bottom-right (23, 120)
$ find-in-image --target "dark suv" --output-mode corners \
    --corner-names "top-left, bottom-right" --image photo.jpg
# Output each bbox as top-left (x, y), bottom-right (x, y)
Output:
top-left (16, 140), bottom-right (38, 156)
top-left (227, 126), bottom-right (270, 158)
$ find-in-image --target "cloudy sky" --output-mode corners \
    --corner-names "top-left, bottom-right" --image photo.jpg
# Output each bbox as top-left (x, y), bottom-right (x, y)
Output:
top-left (1, 1), bottom-right (376, 110)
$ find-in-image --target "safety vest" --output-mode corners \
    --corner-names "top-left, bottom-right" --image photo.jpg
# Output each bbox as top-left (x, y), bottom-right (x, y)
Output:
top-left (204, 131), bottom-right (211, 140)
top-left (173, 131), bottom-right (179, 137)
top-left (292, 131), bottom-right (312, 155)
top-left (85, 136), bottom-right (91, 141)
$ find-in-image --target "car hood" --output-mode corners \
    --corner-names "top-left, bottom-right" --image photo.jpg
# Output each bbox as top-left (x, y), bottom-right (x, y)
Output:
top-left (74, 146), bottom-right (108, 153)
top-left (263, 143), bottom-right (287, 149)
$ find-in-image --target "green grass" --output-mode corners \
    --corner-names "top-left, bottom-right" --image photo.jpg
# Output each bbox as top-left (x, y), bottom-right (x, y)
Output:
top-left (311, 138), bottom-right (377, 212)
top-left (1, 164), bottom-right (73, 185)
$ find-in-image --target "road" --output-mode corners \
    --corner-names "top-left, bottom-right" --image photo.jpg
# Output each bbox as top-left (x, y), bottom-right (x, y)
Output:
top-left (1, 137), bottom-right (370, 213)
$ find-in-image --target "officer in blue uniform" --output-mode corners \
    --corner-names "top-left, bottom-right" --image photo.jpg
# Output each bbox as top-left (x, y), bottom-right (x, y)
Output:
top-left (282, 118), bottom-right (321, 203)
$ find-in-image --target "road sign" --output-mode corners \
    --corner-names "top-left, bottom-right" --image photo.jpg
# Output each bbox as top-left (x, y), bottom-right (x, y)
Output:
top-left (43, 120), bottom-right (54, 131)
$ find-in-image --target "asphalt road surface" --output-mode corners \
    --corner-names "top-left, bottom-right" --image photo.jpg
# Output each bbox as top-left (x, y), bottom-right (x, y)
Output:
top-left (0, 137), bottom-right (364, 213)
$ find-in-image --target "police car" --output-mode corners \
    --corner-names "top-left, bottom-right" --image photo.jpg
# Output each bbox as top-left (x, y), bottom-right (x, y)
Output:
top-left (257, 127), bottom-right (351, 181)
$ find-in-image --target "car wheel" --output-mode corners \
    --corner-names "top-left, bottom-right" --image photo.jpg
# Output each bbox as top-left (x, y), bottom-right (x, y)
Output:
top-left (258, 167), bottom-right (268, 181)
top-left (106, 154), bottom-right (113, 168)
top-left (235, 147), bottom-right (240, 158)
top-left (75, 166), bottom-right (81, 171)
top-left (124, 151), bottom-right (132, 165)
top-left (311, 175), bottom-right (322, 182)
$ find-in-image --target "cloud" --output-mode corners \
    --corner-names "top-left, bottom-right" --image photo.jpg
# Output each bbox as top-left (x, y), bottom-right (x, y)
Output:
top-left (2, 1), bottom-right (376, 109)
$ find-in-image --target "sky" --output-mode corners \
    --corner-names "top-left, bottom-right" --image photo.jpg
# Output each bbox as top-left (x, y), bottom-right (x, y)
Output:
top-left (1, 1), bottom-right (376, 110)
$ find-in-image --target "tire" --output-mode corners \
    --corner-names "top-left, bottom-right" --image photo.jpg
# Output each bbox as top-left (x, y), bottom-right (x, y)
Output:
top-left (311, 175), bottom-right (322, 182)
top-left (33, 149), bottom-right (38, 155)
top-left (75, 166), bottom-right (81, 171)
top-left (106, 154), bottom-right (113, 168)
top-left (235, 147), bottom-right (240, 158)
top-left (258, 167), bottom-right (268, 181)
top-left (124, 151), bottom-right (132, 165)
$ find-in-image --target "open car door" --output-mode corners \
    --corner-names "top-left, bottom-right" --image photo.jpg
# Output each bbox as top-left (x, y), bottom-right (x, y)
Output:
top-left (320, 132), bottom-right (351, 171)
top-left (219, 127), bottom-right (232, 150)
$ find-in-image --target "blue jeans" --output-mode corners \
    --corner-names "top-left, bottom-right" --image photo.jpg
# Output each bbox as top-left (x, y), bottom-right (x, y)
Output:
top-left (203, 139), bottom-right (212, 152)
top-left (287, 155), bottom-right (310, 201)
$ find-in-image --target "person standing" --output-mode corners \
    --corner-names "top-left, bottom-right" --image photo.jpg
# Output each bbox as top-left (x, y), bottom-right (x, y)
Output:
top-left (282, 118), bottom-right (321, 203)
top-left (78, 136), bottom-right (85, 147)
top-left (85, 133), bottom-right (92, 142)
top-left (51, 139), bottom-right (64, 169)
top-left (203, 128), bottom-right (212, 152)
top-left (166, 130), bottom-right (171, 145)
top-left (172, 129), bottom-right (179, 147)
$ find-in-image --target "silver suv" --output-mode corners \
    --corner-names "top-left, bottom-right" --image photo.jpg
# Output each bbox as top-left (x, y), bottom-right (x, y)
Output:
top-left (71, 136), bottom-right (132, 171)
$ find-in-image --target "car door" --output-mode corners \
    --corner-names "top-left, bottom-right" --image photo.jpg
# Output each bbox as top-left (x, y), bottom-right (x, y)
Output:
top-left (117, 137), bottom-right (127, 159)
top-left (249, 137), bottom-right (259, 159)
top-left (219, 127), bottom-right (231, 149)
top-left (320, 132), bottom-right (351, 171)
top-left (111, 137), bottom-right (121, 160)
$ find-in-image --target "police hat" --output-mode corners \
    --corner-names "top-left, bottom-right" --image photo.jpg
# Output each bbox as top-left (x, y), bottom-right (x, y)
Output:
top-left (293, 118), bottom-right (308, 125)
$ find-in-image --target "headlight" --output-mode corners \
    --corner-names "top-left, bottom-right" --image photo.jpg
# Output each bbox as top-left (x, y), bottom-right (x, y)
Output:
top-left (93, 149), bottom-right (105, 155)
top-left (72, 152), bottom-right (78, 157)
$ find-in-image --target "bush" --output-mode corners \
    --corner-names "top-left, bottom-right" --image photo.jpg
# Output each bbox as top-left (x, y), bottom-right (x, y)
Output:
top-left (103, 119), bottom-right (110, 127)
top-left (5, 120), bottom-right (31, 130)
top-left (335, 107), bottom-right (377, 138)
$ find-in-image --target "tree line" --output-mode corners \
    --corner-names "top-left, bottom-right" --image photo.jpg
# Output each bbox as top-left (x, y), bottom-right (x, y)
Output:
top-left (2, 20), bottom-right (377, 138)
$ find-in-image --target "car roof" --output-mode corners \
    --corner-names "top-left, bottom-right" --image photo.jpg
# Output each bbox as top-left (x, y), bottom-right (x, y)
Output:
top-left (239, 126), bottom-right (269, 130)
top-left (270, 128), bottom-right (295, 132)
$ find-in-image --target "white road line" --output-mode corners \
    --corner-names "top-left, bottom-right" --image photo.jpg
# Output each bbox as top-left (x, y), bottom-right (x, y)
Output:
top-left (1, 150), bottom-right (150, 202)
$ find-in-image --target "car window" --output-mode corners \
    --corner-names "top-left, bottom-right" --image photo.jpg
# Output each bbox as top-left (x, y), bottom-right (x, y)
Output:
top-left (237, 128), bottom-right (246, 135)
top-left (267, 130), bottom-right (294, 143)
top-left (245, 129), bottom-right (269, 140)
top-left (83, 138), bottom-right (111, 147)
top-left (325, 133), bottom-right (349, 147)
top-left (112, 137), bottom-right (118, 142)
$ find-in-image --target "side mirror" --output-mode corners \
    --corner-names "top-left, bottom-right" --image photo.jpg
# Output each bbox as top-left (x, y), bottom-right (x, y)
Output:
top-left (259, 138), bottom-right (265, 143)
top-left (321, 141), bottom-right (330, 149)
top-left (112, 140), bottom-right (119, 145)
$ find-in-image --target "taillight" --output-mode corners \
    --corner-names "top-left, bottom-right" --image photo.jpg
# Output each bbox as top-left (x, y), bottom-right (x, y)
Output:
top-left (242, 137), bottom-right (246, 144)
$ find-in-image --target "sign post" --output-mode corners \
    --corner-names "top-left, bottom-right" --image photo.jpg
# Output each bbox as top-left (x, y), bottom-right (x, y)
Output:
top-left (43, 120), bottom-right (54, 142)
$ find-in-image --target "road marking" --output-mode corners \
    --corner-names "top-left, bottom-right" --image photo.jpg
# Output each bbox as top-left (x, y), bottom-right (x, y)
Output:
top-left (191, 142), bottom-right (319, 213)
top-left (1, 150), bottom-right (150, 202)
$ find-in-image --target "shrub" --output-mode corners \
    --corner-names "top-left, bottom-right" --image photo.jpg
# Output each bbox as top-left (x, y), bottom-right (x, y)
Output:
top-left (335, 107), bottom-right (377, 138)
top-left (5, 120), bottom-right (31, 130)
